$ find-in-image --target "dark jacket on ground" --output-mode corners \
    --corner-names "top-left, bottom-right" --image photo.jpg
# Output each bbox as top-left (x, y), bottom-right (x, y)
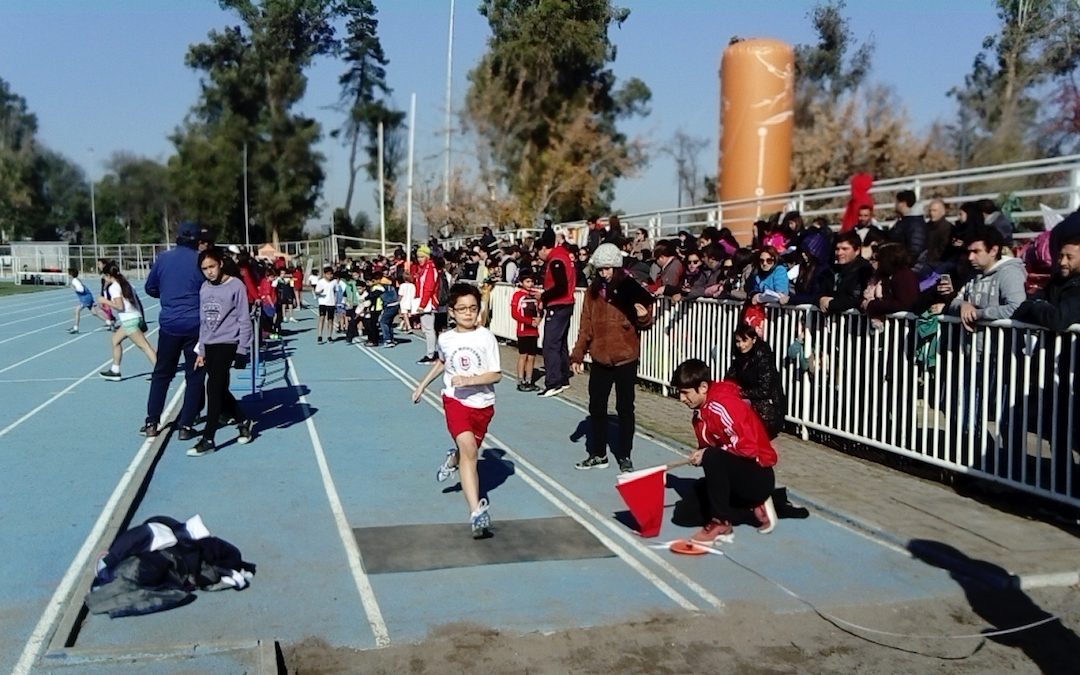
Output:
top-left (824, 257), bottom-right (873, 314)
top-left (1013, 274), bottom-right (1080, 331)
top-left (724, 341), bottom-right (786, 439)
top-left (570, 281), bottom-right (654, 367)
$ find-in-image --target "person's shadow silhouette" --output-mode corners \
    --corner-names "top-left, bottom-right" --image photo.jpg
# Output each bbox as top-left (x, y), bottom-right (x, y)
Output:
top-left (908, 539), bottom-right (1080, 674)
top-left (441, 448), bottom-right (516, 499)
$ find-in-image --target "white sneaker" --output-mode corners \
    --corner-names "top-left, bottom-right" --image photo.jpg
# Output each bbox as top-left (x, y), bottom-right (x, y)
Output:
top-left (436, 449), bottom-right (458, 482)
top-left (470, 498), bottom-right (491, 539)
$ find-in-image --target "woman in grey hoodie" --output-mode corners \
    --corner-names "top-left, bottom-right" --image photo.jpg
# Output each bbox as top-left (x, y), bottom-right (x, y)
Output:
top-left (188, 248), bottom-right (254, 457)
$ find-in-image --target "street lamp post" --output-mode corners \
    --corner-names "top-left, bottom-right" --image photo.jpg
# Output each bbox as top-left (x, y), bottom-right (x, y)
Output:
top-left (88, 147), bottom-right (98, 255)
top-left (444, 0), bottom-right (455, 212)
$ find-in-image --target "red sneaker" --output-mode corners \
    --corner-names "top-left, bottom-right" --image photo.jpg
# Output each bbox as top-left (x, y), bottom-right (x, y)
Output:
top-left (690, 519), bottom-right (734, 546)
top-left (753, 496), bottom-right (777, 534)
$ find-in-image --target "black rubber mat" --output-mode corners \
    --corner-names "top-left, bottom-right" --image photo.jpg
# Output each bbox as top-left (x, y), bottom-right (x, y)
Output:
top-left (354, 516), bottom-right (615, 574)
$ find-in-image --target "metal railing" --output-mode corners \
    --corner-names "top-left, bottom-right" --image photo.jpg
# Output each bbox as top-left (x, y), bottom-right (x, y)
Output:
top-left (0, 239), bottom-right (332, 282)
top-left (488, 283), bottom-right (1079, 508)
top-left (441, 154), bottom-right (1080, 250)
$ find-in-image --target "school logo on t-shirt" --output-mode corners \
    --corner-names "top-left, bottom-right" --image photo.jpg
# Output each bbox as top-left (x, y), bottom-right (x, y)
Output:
top-left (449, 346), bottom-right (483, 374)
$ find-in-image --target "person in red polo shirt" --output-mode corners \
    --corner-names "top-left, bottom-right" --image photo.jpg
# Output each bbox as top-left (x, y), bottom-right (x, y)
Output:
top-left (531, 228), bottom-right (576, 397)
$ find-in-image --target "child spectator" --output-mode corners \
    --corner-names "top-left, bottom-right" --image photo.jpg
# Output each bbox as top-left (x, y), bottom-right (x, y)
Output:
top-left (398, 272), bottom-right (417, 332)
top-left (68, 267), bottom-right (110, 333)
top-left (313, 266), bottom-right (337, 344)
top-left (510, 274), bottom-right (541, 391)
top-left (378, 274), bottom-right (401, 347)
top-left (671, 358), bottom-right (778, 546)
top-left (188, 248), bottom-right (254, 456)
top-left (411, 283), bottom-right (502, 539)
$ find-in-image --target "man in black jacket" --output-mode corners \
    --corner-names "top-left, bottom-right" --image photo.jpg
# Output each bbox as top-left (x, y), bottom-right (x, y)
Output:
top-left (1013, 234), bottom-right (1080, 331)
top-left (1011, 234), bottom-right (1080, 495)
top-left (817, 230), bottom-right (872, 314)
top-left (888, 189), bottom-right (929, 276)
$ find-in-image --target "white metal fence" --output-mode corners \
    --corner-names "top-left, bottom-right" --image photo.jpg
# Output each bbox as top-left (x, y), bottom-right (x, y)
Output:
top-left (0, 239), bottom-right (333, 283)
top-left (488, 283), bottom-right (1079, 508)
top-left (441, 154), bottom-right (1080, 251)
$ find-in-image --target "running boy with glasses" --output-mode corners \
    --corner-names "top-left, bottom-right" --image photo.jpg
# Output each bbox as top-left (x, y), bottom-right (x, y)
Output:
top-left (412, 283), bottom-right (502, 538)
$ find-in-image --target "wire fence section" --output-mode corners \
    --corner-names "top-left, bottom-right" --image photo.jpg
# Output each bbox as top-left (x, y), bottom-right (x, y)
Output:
top-left (488, 283), bottom-right (1079, 508)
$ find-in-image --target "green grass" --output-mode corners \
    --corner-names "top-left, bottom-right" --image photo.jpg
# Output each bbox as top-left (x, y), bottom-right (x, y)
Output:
top-left (0, 282), bottom-right (53, 297)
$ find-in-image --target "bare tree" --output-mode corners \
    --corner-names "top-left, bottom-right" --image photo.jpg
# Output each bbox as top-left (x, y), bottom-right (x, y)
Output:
top-left (660, 129), bottom-right (709, 208)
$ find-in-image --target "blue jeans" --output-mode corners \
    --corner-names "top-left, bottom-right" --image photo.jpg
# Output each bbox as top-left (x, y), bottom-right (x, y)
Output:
top-left (379, 306), bottom-right (398, 344)
top-left (146, 330), bottom-right (205, 428)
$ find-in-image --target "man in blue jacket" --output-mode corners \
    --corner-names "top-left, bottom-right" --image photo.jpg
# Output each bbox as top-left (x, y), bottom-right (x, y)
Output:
top-left (142, 222), bottom-right (211, 439)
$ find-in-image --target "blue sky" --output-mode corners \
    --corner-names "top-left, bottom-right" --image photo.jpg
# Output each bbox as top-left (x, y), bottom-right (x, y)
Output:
top-left (0, 0), bottom-right (1000, 233)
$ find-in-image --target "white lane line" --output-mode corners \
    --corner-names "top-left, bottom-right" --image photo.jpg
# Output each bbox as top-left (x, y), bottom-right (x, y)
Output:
top-left (0, 295), bottom-right (81, 315)
top-left (0, 320), bottom-right (76, 345)
top-left (0, 326), bottom-right (160, 438)
top-left (286, 358), bottom-right (391, 648)
top-left (360, 346), bottom-right (719, 611)
top-left (0, 306), bottom-right (79, 327)
top-left (0, 378), bottom-right (80, 384)
top-left (12, 386), bottom-right (186, 675)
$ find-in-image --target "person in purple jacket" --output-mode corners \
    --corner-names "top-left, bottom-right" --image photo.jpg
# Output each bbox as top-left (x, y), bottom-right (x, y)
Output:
top-left (188, 248), bottom-right (254, 457)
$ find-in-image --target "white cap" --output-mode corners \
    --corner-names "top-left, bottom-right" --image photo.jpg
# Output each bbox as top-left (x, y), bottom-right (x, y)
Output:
top-left (227, 244), bottom-right (241, 254)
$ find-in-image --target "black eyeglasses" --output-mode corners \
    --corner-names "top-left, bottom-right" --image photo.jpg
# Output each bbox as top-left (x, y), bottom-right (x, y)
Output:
top-left (687, 259), bottom-right (701, 264)
top-left (759, 257), bottom-right (775, 264)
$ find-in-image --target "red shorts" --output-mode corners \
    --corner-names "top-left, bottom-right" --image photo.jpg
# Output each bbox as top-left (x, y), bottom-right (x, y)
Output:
top-left (443, 395), bottom-right (494, 444)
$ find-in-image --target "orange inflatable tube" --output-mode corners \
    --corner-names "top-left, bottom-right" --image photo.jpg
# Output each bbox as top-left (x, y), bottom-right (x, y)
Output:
top-left (719, 38), bottom-right (795, 243)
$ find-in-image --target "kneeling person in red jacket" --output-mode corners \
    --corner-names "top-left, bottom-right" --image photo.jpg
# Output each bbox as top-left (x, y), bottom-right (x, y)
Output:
top-left (672, 358), bottom-right (778, 545)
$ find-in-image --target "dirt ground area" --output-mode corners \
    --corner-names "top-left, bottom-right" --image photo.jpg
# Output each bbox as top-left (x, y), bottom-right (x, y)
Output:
top-left (284, 584), bottom-right (1079, 674)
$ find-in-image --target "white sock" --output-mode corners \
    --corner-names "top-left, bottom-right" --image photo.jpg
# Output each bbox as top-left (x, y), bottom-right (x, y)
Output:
top-left (110, 364), bottom-right (120, 373)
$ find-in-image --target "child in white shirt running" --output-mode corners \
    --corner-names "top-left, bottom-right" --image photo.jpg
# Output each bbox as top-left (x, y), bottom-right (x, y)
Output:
top-left (412, 283), bottom-right (502, 538)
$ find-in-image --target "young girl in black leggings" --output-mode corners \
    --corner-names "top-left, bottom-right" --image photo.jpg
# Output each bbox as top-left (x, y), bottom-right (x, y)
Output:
top-left (189, 248), bottom-right (254, 457)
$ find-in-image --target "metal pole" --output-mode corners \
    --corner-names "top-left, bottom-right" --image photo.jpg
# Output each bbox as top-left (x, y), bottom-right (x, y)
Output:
top-left (443, 0), bottom-right (455, 211)
top-left (378, 121), bottom-right (386, 256)
top-left (90, 179), bottom-right (98, 255)
top-left (87, 146), bottom-right (98, 256)
top-left (406, 93), bottom-right (416, 266)
top-left (243, 142), bottom-right (250, 249)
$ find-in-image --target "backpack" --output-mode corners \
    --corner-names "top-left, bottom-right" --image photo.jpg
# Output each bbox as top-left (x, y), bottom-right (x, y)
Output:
top-left (436, 271), bottom-right (450, 308)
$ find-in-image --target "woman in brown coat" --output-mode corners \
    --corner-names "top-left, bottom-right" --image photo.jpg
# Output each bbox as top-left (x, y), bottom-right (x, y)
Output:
top-left (570, 243), bottom-right (654, 472)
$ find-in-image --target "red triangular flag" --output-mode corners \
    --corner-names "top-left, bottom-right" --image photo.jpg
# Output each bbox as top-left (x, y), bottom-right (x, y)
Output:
top-left (615, 466), bottom-right (668, 537)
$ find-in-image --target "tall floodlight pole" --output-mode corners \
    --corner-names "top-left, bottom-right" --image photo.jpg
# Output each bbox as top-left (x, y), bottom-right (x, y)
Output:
top-left (88, 147), bottom-right (98, 255)
top-left (443, 0), bottom-right (455, 211)
top-left (378, 121), bottom-right (386, 256)
top-left (406, 93), bottom-right (416, 265)
top-left (243, 142), bottom-right (251, 249)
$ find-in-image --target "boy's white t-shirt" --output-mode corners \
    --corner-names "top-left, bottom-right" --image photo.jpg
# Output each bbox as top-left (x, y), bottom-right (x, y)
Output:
top-left (71, 278), bottom-right (87, 294)
top-left (399, 281), bottom-right (417, 313)
top-left (314, 277), bottom-right (337, 307)
top-left (437, 326), bottom-right (500, 409)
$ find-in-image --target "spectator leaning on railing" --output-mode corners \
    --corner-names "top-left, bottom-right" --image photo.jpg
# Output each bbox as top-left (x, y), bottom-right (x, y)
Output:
top-left (937, 225), bottom-right (1027, 331)
top-left (685, 243), bottom-right (726, 300)
top-left (1013, 234), bottom-right (1080, 331)
top-left (649, 240), bottom-right (685, 300)
top-left (818, 230), bottom-right (873, 314)
top-left (861, 242), bottom-right (920, 327)
top-left (746, 246), bottom-right (789, 305)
